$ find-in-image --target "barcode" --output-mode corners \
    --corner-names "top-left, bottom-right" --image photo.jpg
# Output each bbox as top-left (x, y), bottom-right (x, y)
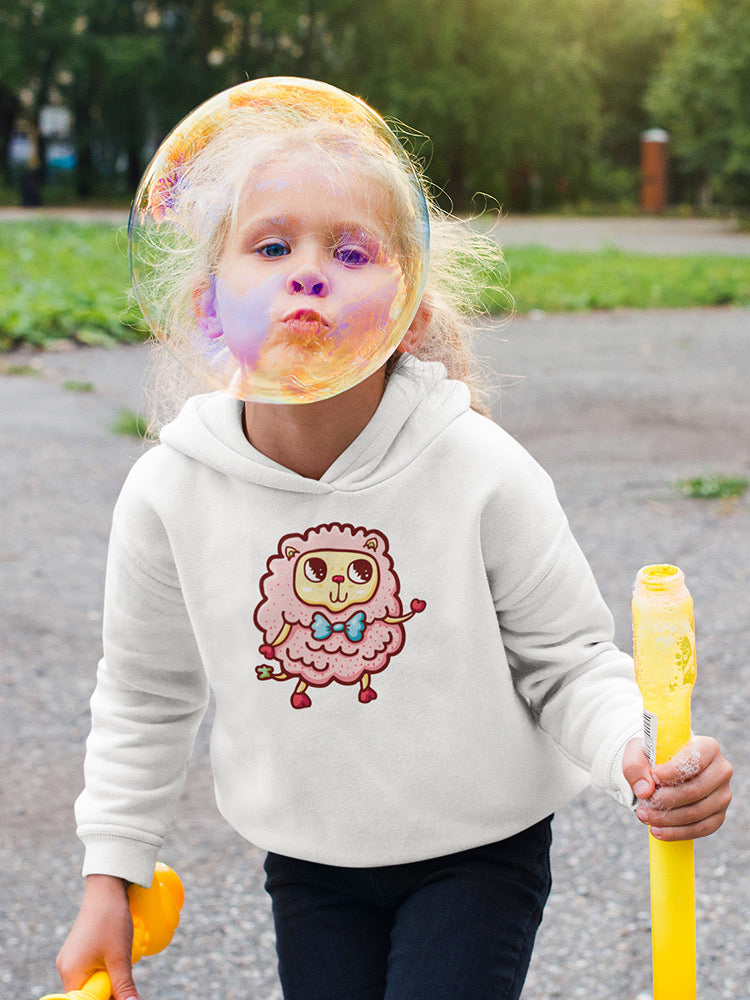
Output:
top-left (642, 710), bottom-right (657, 766)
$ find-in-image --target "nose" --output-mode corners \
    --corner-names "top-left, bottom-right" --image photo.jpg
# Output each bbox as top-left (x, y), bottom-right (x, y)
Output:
top-left (286, 253), bottom-right (329, 297)
top-left (332, 575), bottom-right (345, 584)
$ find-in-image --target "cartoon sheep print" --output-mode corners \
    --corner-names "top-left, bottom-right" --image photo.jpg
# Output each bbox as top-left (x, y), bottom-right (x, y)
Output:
top-left (254, 523), bottom-right (426, 708)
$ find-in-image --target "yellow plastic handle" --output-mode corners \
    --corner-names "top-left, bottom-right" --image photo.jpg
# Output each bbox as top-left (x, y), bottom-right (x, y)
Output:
top-left (39, 865), bottom-right (184, 1000)
top-left (39, 969), bottom-right (111, 1000)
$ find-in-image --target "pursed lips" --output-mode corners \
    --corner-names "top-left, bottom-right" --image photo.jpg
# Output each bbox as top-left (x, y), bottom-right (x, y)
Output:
top-left (280, 309), bottom-right (331, 331)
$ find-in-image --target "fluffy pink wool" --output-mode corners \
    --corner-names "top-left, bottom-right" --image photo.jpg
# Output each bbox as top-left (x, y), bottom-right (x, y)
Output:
top-left (254, 523), bottom-right (406, 687)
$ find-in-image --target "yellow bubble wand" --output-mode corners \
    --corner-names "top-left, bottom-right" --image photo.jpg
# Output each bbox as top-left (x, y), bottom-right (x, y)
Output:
top-left (632, 564), bottom-right (697, 1000)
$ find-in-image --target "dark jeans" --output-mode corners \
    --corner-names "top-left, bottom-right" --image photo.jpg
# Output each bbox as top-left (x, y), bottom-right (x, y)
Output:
top-left (263, 816), bottom-right (553, 1000)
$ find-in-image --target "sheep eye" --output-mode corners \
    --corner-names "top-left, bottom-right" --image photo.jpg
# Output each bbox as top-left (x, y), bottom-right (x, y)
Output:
top-left (304, 557), bottom-right (327, 583)
top-left (348, 559), bottom-right (373, 585)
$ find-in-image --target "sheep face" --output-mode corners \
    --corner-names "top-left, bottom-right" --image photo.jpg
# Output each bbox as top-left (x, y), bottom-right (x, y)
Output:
top-left (293, 548), bottom-right (380, 612)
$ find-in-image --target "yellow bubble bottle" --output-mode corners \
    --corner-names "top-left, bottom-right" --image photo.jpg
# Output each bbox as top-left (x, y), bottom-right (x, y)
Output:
top-left (632, 564), bottom-right (697, 1000)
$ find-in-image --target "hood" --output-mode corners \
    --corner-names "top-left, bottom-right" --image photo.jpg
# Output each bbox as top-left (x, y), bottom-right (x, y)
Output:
top-left (159, 355), bottom-right (471, 494)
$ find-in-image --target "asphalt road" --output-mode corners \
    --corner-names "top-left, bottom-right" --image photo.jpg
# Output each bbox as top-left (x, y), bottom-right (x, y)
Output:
top-left (3, 302), bottom-right (749, 1000)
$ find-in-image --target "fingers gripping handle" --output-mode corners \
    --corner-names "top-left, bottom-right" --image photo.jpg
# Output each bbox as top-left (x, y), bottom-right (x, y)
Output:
top-left (40, 970), bottom-right (112, 1000)
top-left (40, 864), bottom-right (184, 1000)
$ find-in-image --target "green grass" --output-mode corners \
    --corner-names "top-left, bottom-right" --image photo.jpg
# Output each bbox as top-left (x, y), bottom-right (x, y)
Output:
top-left (675, 475), bottom-right (749, 500)
top-left (63, 379), bottom-right (95, 393)
top-left (0, 220), bottom-right (147, 350)
top-left (491, 246), bottom-right (750, 314)
top-left (111, 408), bottom-right (150, 438)
top-left (1, 361), bottom-right (40, 376)
top-left (1, 221), bottom-right (749, 351)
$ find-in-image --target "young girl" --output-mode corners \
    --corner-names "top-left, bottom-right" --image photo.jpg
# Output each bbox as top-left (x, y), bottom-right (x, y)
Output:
top-left (56, 78), bottom-right (731, 1000)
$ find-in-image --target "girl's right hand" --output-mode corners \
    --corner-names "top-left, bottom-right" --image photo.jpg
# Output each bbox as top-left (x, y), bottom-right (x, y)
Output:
top-left (56, 874), bottom-right (139, 1000)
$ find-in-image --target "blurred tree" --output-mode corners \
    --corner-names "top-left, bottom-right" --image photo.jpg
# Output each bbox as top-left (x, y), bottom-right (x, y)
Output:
top-left (0, 83), bottom-right (20, 187)
top-left (150, 0), bottom-right (230, 129)
top-left (58, 1), bottom-right (230, 197)
top-left (646, 0), bottom-right (750, 206)
top-left (221, 0), bottom-right (342, 81)
top-left (0, 0), bottom-right (79, 183)
top-left (321, 0), bottom-right (601, 211)
top-left (61, 3), bottom-right (153, 197)
top-left (580, 0), bottom-right (671, 194)
top-left (0, 4), bottom-right (22, 186)
top-left (4, 0), bottom-right (743, 209)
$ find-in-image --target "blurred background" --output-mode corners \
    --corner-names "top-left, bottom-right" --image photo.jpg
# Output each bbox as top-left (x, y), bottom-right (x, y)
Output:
top-left (1, 0), bottom-right (748, 215)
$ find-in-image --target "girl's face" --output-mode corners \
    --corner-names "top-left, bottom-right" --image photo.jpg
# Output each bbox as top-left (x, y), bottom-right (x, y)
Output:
top-left (198, 155), bottom-right (405, 398)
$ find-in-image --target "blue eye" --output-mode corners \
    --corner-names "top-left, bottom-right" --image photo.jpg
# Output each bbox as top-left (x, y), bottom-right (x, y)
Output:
top-left (257, 241), bottom-right (290, 258)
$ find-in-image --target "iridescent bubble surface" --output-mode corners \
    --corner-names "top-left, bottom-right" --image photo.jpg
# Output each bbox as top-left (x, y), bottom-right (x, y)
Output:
top-left (129, 77), bottom-right (429, 403)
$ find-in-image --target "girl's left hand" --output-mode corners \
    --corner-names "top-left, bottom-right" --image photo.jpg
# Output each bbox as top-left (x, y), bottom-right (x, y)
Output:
top-left (623, 735), bottom-right (733, 841)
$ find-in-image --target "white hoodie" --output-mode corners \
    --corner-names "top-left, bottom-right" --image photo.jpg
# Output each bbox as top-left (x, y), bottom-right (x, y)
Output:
top-left (76, 357), bottom-right (642, 886)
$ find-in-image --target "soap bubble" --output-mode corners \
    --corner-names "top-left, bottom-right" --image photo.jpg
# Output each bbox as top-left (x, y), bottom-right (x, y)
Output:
top-left (129, 77), bottom-right (429, 403)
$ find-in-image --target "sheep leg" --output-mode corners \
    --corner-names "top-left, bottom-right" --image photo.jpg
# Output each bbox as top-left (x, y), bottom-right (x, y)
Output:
top-left (291, 680), bottom-right (312, 710)
top-left (358, 673), bottom-right (378, 703)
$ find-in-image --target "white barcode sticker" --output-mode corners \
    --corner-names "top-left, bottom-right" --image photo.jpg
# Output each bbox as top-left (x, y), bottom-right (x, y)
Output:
top-left (642, 710), bottom-right (657, 766)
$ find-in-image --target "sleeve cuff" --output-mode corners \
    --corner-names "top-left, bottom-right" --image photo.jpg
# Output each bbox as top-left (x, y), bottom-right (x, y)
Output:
top-left (80, 832), bottom-right (162, 888)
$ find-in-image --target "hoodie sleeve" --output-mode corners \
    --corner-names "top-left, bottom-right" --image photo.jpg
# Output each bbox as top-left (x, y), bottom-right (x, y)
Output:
top-left (75, 462), bottom-right (210, 886)
top-left (481, 438), bottom-right (642, 807)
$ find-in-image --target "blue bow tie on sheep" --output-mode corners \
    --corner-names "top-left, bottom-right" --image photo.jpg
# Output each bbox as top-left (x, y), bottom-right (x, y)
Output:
top-left (311, 611), bottom-right (367, 642)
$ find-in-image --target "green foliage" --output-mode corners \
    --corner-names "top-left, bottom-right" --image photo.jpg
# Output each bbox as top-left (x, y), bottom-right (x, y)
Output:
top-left (580, 0), bottom-right (673, 169)
top-left (0, 0), bottom-right (689, 211)
top-left (325, 0), bottom-right (604, 209)
top-left (646, 0), bottom-right (750, 205)
top-left (0, 220), bottom-right (146, 349)
top-left (675, 476), bottom-right (749, 499)
top-left (1, 0), bottom-right (746, 210)
top-left (495, 246), bottom-right (750, 313)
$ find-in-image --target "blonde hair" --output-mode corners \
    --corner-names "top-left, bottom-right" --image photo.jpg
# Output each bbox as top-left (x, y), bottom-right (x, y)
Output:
top-left (135, 101), bottom-right (508, 428)
top-left (401, 207), bottom-right (508, 416)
